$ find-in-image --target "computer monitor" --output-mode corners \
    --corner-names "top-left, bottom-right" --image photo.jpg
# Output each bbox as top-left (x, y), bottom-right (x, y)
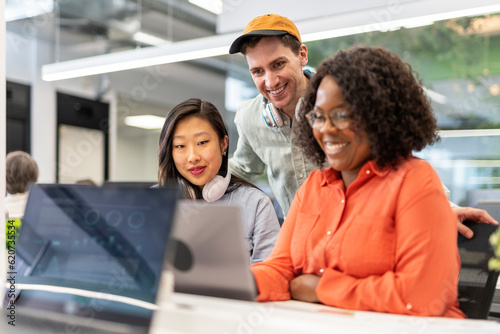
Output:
top-left (7, 184), bottom-right (177, 334)
top-left (465, 189), bottom-right (500, 207)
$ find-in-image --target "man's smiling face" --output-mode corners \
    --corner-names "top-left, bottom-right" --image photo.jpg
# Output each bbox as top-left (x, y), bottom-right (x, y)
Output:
top-left (245, 36), bottom-right (308, 116)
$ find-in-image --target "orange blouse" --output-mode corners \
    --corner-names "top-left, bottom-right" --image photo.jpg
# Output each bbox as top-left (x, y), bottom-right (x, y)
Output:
top-left (251, 158), bottom-right (465, 318)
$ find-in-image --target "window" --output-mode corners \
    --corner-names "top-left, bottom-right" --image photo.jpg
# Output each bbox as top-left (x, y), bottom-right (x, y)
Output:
top-left (306, 13), bottom-right (500, 206)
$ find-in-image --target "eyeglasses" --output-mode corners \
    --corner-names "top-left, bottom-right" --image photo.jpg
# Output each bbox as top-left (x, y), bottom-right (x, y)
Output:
top-left (305, 109), bottom-right (351, 130)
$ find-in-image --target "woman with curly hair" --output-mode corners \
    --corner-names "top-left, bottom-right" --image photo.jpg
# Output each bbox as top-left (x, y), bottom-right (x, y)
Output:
top-left (251, 46), bottom-right (465, 318)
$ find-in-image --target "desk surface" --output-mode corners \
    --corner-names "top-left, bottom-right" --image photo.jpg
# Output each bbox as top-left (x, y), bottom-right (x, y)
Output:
top-left (150, 293), bottom-right (500, 334)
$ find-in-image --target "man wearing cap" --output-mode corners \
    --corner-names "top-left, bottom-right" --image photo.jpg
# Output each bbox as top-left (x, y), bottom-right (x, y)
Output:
top-left (228, 14), bottom-right (319, 217)
top-left (228, 14), bottom-right (498, 235)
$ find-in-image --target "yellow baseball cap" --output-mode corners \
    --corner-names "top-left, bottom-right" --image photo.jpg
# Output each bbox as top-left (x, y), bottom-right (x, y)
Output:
top-left (229, 14), bottom-right (301, 54)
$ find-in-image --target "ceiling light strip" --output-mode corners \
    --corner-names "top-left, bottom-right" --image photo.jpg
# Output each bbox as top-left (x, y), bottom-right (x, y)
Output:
top-left (41, 4), bottom-right (500, 81)
top-left (439, 129), bottom-right (500, 137)
top-left (424, 160), bottom-right (500, 168)
top-left (124, 115), bottom-right (165, 129)
top-left (42, 34), bottom-right (237, 81)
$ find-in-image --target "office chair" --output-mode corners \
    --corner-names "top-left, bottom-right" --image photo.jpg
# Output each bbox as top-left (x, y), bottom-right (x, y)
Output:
top-left (457, 220), bottom-right (500, 319)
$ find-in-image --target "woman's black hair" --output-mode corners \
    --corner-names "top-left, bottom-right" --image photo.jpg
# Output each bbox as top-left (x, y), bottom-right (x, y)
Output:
top-left (158, 98), bottom-right (257, 199)
top-left (296, 46), bottom-right (439, 169)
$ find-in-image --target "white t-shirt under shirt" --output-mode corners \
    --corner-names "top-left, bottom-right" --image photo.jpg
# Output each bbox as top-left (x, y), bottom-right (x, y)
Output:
top-left (5, 192), bottom-right (29, 219)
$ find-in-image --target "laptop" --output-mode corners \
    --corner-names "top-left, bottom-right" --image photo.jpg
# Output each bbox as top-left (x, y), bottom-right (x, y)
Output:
top-left (5, 183), bottom-right (177, 334)
top-left (166, 200), bottom-right (258, 301)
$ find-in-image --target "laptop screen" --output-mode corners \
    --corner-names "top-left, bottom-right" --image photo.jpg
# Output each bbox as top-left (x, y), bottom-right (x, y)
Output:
top-left (170, 200), bottom-right (257, 301)
top-left (10, 184), bottom-right (177, 331)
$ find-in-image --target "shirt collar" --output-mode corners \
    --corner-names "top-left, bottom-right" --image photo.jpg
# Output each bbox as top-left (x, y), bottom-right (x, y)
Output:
top-left (320, 167), bottom-right (340, 186)
top-left (320, 160), bottom-right (392, 187)
top-left (364, 160), bottom-right (391, 177)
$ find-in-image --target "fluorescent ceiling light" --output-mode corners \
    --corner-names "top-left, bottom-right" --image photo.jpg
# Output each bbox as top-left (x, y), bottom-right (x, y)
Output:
top-left (189, 0), bottom-right (223, 15)
top-left (439, 129), bottom-right (500, 137)
top-left (425, 160), bottom-right (500, 168)
top-left (42, 4), bottom-right (500, 81)
top-left (133, 32), bottom-right (171, 46)
top-left (42, 33), bottom-right (237, 81)
top-left (125, 115), bottom-right (165, 129)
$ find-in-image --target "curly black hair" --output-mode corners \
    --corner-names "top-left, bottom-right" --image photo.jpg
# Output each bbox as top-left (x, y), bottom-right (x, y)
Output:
top-left (297, 45), bottom-right (439, 169)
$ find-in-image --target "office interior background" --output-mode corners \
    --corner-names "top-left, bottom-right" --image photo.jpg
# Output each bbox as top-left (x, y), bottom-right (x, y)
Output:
top-left (3, 0), bottom-right (500, 209)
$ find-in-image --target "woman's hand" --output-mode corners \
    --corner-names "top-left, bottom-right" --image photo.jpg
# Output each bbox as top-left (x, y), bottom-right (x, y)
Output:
top-left (453, 206), bottom-right (498, 239)
top-left (289, 274), bottom-right (321, 303)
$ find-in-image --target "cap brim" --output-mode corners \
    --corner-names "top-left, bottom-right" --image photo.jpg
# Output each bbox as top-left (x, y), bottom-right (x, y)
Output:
top-left (229, 30), bottom-right (288, 54)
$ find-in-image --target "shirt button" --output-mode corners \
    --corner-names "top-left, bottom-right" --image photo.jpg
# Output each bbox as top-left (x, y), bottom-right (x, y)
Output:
top-left (284, 121), bottom-right (288, 125)
top-left (319, 268), bottom-right (324, 274)
top-left (406, 303), bottom-right (413, 310)
top-left (299, 173), bottom-right (304, 178)
top-left (326, 231), bottom-right (332, 235)
top-left (366, 170), bottom-right (371, 174)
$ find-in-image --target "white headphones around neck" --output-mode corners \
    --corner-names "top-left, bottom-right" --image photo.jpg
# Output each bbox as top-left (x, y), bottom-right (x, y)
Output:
top-left (184, 166), bottom-right (231, 202)
top-left (202, 166), bottom-right (231, 202)
top-left (262, 97), bottom-right (284, 128)
top-left (262, 96), bottom-right (305, 128)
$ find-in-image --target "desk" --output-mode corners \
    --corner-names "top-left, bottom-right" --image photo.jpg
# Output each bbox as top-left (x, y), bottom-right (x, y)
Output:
top-left (150, 293), bottom-right (500, 334)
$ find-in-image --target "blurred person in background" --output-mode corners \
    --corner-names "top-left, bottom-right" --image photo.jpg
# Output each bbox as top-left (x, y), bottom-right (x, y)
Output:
top-left (5, 151), bottom-right (38, 219)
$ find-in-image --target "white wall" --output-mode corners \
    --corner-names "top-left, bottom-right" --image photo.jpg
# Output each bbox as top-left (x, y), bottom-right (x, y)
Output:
top-left (58, 125), bottom-right (105, 184)
top-left (31, 39), bottom-right (56, 183)
top-left (5, 31), bottom-right (33, 84)
top-left (115, 133), bottom-right (160, 181)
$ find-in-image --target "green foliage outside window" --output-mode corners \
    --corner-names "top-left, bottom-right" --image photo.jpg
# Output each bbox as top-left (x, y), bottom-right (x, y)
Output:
top-left (306, 14), bottom-right (500, 130)
top-left (306, 15), bottom-right (498, 81)
top-left (305, 13), bottom-right (500, 203)
top-left (6, 218), bottom-right (22, 249)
